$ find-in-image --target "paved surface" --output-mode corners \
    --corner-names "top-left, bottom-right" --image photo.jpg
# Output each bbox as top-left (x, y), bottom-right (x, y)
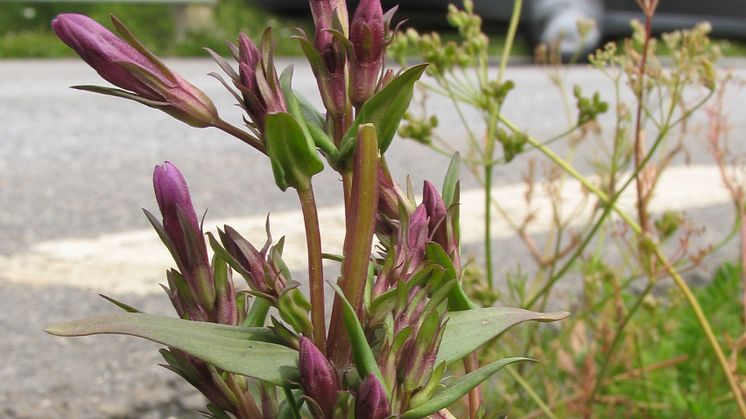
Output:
top-left (1, 58), bottom-right (745, 418)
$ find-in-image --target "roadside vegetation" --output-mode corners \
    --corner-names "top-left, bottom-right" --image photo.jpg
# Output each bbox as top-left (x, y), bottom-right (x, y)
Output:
top-left (395, 0), bottom-right (746, 416)
top-left (36, 0), bottom-right (746, 417)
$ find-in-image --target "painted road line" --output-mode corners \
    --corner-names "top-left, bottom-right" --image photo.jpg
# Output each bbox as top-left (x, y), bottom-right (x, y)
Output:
top-left (0, 165), bottom-right (735, 295)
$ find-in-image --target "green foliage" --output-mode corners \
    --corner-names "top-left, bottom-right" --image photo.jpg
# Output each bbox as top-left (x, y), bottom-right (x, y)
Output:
top-left (45, 312), bottom-right (300, 385)
top-left (400, 357), bottom-right (530, 419)
top-left (264, 112), bottom-right (324, 191)
top-left (0, 0), bottom-right (304, 58)
top-left (437, 307), bottom-right (568, 365)
top-left (339, 63), bottom-right (428, 158)
top-left (596, 263), bottom-right (744, 417)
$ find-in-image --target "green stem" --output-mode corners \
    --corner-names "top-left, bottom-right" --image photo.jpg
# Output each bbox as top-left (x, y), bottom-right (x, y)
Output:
top-left (484, 163), bottom-right (494, 289)
top-left (214, 119), bottom-right (265, 154)
top-left (464, 353), bottom-right (483, 418)
top-left (497, 0), bottom-right (522, 84)
top-left (506, 365), bottom-right (558, 419)
top-left (283, 388), bottom-right (302, 419)
top-left (297, 186), bottom-right (326, 352)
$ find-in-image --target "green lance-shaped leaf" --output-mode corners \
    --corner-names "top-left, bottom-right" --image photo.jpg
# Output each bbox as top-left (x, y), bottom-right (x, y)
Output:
top-left (339, 64), bottom-right (428, 158)
top-left (278, 66), bottom-right (338, 165)
top-left (328, 282), bottom-right (388, 397)
top-left (436, 307), bottom-right (568, 365)
top-left (264, 112), bottom-right (325, 191)
top-left (441, 153), bottom-right (460, 208)
top-left (400, 357), bottom-right (531, 418)
top-left (244, 296), bottom-right (272, 328)
top-left (425, 242), bottom-right (476, 311)
top-left (45, 313), bottom-right (299, 386)
top-left (99, 294), bottom-right (141, 313)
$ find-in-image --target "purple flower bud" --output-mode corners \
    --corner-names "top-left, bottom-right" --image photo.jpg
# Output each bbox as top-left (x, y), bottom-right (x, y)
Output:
top-left (356, 374), bottom-right (390, 419)
top-left (153, 162), bottom-right (215, 312)
top-left (407, 204), bottom-right (429, 263)
top-left (400, 311), bottom-right (446, 391)
top-left (376, 166), bottom-right (401, 226)
top-left (219, 225), bottom-right (285, 296)
top-left (299, 336), bottom-right (340, 418)
top-left (308, 0), bottom-right (348, 116)
top-left (423, 181), bottom-right (460, 272)
top-left (237, 33), bottom-right (267, 126)
top-left (52, 13), bottom-right (161, 99)
top-left (52, 13), bottom-right (219, 127)
top-left (309, 0), bottom-right (348, 49)
top-left (422, 181), bottom-right (447, 241)
top-left (350, 0), bottom-right (385, 107)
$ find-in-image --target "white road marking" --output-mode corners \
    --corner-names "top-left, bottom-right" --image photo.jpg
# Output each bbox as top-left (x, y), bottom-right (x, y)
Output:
top-left (0, 165), bottom-right (736, 295)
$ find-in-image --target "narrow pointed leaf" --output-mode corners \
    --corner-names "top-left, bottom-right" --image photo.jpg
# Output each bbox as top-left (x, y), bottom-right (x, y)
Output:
top-left (244, 296), bottom-right (272, 327)
top-left (399, 357), bottom-right (531, 419)
top-left (436, 308), bottom-right (568, 365)
top-left (45, 313), bottom-right (298, 385)
top-left (277, 66), bottom-right (337, 164)
top-left (339, 64), bottom-right (427, 157)
top-left (263, 112), bottom-right (324, 191)
top-left (142, 208), bottom-right (180, 266)
top-left (441, 153), bottom-right (460, 207)
top-left (99, 294), bottom-right (141, 313)
top-left (328, 282), bottom-right (388, 396)
top-left (425, 242), bottom-right (476, 311)
top-left (204, 47), bottom-right (239, 81)
top-left (73, 85), bottom-right (170, 107)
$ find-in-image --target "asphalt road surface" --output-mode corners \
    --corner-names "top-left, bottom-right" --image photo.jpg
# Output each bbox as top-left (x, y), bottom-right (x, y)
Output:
top-left (1, 58), bottom-right (745, 418)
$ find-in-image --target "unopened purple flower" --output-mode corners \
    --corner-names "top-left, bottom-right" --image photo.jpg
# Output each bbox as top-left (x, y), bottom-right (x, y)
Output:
top-left (299, 336), bottom-right (339, 418)
top-left (237, 33), bottom-right (267, 125)
top-left (350, 0), bottom-right (385, 107)
top-left (154, 162), bottom-right (200, 254)
top-left (406, 204), bottom-right (429, 263)
top-left (52, 13), bottom-right (219, 127)
top-left (153, 161), bottom-right (215, 312)
top-left (219, 225), bottom-right (286, 296)
top-left (309, 0), bottom-right (349, 49)
top-left (356, 373), bottom-right (390, 419)
top-left (422, 181), bottom-right (448, 243)
top-left (308, 0), bottom-right (348, 116)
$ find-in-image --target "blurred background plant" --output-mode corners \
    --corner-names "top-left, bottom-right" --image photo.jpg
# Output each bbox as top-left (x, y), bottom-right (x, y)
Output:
top-left (394, 0), bottom-right (746, 416)
top-left (0, 0), bottom-right (306, 57)
top-left (4, 0), bottom-right (746, 59)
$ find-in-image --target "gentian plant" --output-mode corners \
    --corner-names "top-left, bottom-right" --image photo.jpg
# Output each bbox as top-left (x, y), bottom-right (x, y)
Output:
top-left (46, 2), bottom-right (566, 417)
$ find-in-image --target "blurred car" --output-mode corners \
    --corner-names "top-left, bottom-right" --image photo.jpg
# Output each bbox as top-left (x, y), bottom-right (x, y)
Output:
top-left (256, 0), bottom-right (746, 57)
top-left (527, 0), bottom-right (746, 58)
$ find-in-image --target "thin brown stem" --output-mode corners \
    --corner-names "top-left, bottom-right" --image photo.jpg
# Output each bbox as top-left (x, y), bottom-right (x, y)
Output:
top-left (632, 6), bottom-right (654, 234)
top-left (464, 353), bottom-right (483, 418)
